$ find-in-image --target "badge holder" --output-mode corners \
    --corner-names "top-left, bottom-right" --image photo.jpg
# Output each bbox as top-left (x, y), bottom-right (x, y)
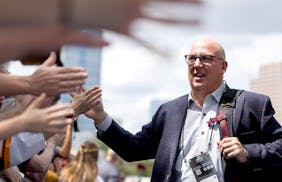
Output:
top-left (189, 152), bottom-right (219, 182)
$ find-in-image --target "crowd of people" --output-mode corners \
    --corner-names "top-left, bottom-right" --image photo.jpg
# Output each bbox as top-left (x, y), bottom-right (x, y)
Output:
top-left (0, 0), bottom-right (282, 182)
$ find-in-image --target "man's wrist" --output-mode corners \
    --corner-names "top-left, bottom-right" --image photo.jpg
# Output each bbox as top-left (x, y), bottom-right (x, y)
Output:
top-left (94, 112), bottom-right (107, 125)
top-left (24, 75), bottom-right (37, 95)
top-left (86, 111), bottom-right (107, 124)
top-left (72, 106), bottom-right (80, 118)
top-left (241, 148), bottom-right (249, 165)
top-left (95, 114), bottom-right (112, 132)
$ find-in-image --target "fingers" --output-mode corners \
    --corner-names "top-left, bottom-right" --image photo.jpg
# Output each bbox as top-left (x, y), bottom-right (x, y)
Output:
top-left (70, 85), bottom-right (102, 116)
top-left (59, 87), bottom-right (83, 94)
top-left (56, 66), bottom-right (86, 74)
top-left (218, 137), bottom-right (238, 154)
top-left (44, 118), bottom-right (73, 133)
top-left (87, 93), bottom-right (102, 107)
top-left (221, 144), bottom-right (238, 159)
top-left (69, 92), bottom-right (75, 98)
top-left (85, 86), bottom-right (101, 98)
top-left (33, 66), bottom-right (88, 95)
top-left (41, 51), bottom-right (57, 67)
top-left (76, 86), bottom-right (84, 94)
top-left (28, 93), bottom-right (47, 109)
top-left (218, 137), bottom-right (248, 163)
top-left (59, 79), bottom-right (86, 88)
top-left (54, 68), bottom-right (88, 85)
top-left (46, 103), bottom-right (73, 115)
top-left (54, 67), bottom-right (88, 84)
top-left (42, 104), bottom-right (74, 133)
top-left (82, 86), bottom-right (102, 107)
top-left (80, 86), bottom-right (87, 92)
top-left (69, 86), bottom-right (86, 97)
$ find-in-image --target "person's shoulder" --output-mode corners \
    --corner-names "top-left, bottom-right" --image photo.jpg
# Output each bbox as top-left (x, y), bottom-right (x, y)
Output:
top-left (239, 90), bottom-right (269, 99)
top-left (232, 89), bottom-right (271, 104)
top-left (154, 94), bottom-right (188, 112)
top-left (163, 94), bottom-right (188, 106)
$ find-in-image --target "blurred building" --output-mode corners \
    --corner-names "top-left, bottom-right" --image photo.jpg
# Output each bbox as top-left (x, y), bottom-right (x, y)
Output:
top-left (60, 29), bottom-right (103, 153)
top-left (250, 62), bottom-right (282, 124)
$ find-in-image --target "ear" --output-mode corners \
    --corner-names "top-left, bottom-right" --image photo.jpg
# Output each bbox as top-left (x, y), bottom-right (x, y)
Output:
top-left (222, 61), bottom-right (228, 74)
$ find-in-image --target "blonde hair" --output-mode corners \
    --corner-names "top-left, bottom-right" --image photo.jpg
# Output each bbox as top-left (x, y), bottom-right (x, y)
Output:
top-left (59, 141), bottom-right (99, 182)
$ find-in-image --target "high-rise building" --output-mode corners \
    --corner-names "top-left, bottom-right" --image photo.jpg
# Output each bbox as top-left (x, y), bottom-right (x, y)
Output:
top-left (250, 62), bottom-right (282, 124)
top-left (60, 29), bottom-right (103, 153)
top-left (61, 44), bottom-right (102, 131)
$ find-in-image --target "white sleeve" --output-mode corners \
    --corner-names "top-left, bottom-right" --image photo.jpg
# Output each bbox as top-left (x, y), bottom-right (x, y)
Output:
top-left (10, 132), bottom-right (45, 166)
top-left (95, 114), bottom-right (112, 132)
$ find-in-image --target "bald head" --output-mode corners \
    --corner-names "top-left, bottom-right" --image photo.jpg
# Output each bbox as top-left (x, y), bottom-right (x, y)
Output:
top-left (187, 38), bottom-right (228, 101)
top-left (191, 38), bottom-right (226, 60)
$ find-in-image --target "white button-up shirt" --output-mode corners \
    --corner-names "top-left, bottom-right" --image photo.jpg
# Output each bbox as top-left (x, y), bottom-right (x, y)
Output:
top-left (174, 83), bottom-right (226, 182)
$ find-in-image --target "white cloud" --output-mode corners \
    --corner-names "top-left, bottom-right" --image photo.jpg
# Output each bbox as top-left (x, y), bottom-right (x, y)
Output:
top-left (6, 61), bottom-right (37, 75)
top-left (101, 31), bottom-right (282, 133)
top-left (99, 0), bottom-right (282, 133)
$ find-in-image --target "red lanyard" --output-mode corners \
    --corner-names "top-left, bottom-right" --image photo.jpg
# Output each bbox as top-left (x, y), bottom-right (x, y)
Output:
top-left (208, 109), bottom-right (229, 139)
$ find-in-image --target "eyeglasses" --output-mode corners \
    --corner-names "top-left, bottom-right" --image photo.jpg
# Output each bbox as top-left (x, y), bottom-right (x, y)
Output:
top-left (184, 54), bottom-right (224, 66)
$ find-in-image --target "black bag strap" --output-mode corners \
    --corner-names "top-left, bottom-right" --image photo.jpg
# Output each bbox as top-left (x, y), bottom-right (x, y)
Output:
top-left (218, 88), bottom-right (243, 138)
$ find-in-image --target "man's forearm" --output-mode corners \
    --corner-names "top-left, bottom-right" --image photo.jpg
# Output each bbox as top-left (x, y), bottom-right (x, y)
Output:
top-left (58, 124), bottom-right (72, 158)
top-left (25, 142), bottom-right (56, 173)
top-left (0, 74), bottom-right (31, 96)
top-left (0, 115), bottom-right (26, 139)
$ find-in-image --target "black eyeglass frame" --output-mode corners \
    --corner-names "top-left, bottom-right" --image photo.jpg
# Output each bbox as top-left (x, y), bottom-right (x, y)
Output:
top-left (184, 54), bottom-right (225, 66)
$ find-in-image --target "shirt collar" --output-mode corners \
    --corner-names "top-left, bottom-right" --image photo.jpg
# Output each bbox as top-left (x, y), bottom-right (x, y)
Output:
top-left (211, 82), bottom-right (226, 103)
top-left (188, 82), bottom-right (226, 106)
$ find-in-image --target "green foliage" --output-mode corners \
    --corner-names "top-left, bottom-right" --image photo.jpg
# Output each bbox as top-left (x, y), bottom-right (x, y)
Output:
top-left (94, 138), bottom-right (109, 151)
top-left (94, 139), bottom-right (154, 177)
top-left (93, 117), bottom-right (154, 177)
top-left (118, 159), bottom-right (154, 177)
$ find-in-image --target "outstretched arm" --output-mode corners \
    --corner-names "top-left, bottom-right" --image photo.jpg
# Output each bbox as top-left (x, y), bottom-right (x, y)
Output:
top-left (70, 85), bottom-right (107, 122)
top-left (57, 124), bottom-right (72, 158)
top-left (0, 52), bottom-right (87, 96)
top-left (0, 93), bottom-right (74, 139)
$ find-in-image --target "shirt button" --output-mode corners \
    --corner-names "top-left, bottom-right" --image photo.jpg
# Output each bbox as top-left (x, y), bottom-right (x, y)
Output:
top-left (203, 113), bottom-right (206, 116)
top-left (166, 175), bottom-right (170, 181)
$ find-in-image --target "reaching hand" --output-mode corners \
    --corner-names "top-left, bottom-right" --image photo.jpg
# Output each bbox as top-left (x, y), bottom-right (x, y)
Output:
top-left (70, 85), bottom-right (102, 117)
top-left (20, 93), bottom-right (74, 133)
top-left (13, 94), bottom-right (36, 114)
top-left (29, 52), bottom-right (88, 96)
top-left (70, 85), bottom-right (107, 124)
top-left (84, 97), bottom-right (107, 124)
